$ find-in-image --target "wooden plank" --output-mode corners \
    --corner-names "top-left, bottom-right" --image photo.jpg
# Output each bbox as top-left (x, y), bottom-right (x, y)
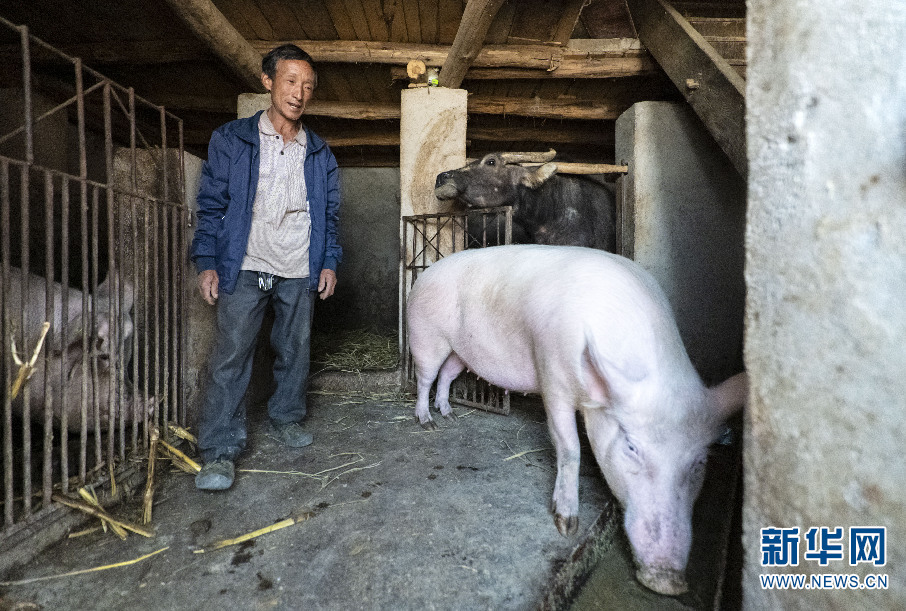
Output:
top-left (626, 0), bottom-right (746, 178)
top-left (439, 0), bottom-right (507, 88)
top-left (484, 1), bottom-right (517, 44)
top-left (324, 0), bottom-right (359, 40)
top-left (403, 0), bottom-right (422, 43)
top-left (510, 0), bottom-right (563, 44)
top-left (289, 1), bottom-right (340, 40)
top-left (437, 0), bottom-right (464, 43)
top-left (238, 0), bottom-right (277, 39)
top-left (212, 0), bottom-right (255, 39)
top-left (388, 0), bottom-right (407, 41)
top-left (340, 0), bottom-right (374, 40)
top-left (552, 0), bottom-right (592, 45)
top-left (420, 0), bottom-right (440, 44)
top-left (361, 0), bottom-right (391, 40)
top-left (259, 0), bottom-right (305, 40)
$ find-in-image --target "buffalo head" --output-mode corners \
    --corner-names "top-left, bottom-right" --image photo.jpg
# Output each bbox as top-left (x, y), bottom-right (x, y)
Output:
top-left (435, 150), bottom-right (559, 208)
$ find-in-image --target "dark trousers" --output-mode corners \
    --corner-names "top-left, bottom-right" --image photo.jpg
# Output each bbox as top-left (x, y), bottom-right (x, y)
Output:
top-left (198, 270), bottom-right (315, 463)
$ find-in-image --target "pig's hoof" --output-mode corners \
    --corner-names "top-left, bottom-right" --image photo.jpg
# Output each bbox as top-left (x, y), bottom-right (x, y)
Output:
top-left (553, 512), bottom-right (578, 536)
top-left (636, 566), bottom-right (688, 596)
top-left (442, 411), bottom-right (458, 424)
top-left (417, 417), bottom-right (439, 431)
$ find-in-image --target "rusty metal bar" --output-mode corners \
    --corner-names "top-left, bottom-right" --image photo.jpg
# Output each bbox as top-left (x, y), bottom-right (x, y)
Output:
top-left (128, 88), bottom-right (140, 453)
top-left (141, 194), bottom-right (151, 446)
top-left (103, 79), bottom-right (117, 472)
top-left (161, 199), bottom-right (171, 429)
top-left (2, 159), bottom-right (12, 527)
top-left (90, 185), bottom-right (101, 467)
top-left (152, 200), bottom-right (161, 429)
top-left (42, 170), bottom-right (55, 507)
top-left (77, 59), bottom-right (90, 485)
top-left (59, 176), bottom-right (70, 492)
top-left (177, 120), bottom-right (187, 427)
top-left (19, 163), bottom-right (32, 518)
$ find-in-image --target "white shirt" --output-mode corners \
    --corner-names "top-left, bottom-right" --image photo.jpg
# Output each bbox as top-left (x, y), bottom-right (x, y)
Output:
top-left (240, 112), bottom-right (311, 278)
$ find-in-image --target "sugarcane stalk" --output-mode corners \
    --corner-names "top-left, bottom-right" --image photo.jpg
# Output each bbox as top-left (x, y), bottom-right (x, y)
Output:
top-left (8, 322), bottom-right (50, 401)
top-left (53, 494), bottom-right (154, 538)
top-left (77, 487), bottom-right (127, 539)
top-left (158, 439), bottom-right (201, 473)
top-left (143, 427), bottom-right (160, 524)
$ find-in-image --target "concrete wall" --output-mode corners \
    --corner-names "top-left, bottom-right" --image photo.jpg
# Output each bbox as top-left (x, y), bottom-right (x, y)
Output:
top-left (314, 167), bottom-right (400, 334)
top-left (744, 2), bottom-right (906, 608)
top-left (616, 101), bottom-right (746, 384)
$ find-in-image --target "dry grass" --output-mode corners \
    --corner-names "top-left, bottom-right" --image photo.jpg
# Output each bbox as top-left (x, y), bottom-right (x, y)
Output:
top-left (310, 329), bottom-right (398, 372)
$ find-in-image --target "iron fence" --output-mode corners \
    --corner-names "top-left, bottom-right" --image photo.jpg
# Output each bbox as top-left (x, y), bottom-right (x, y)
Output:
top-left (400, 206), bottom-right (512, 415)
top-left (0, 17), bottom-right (187, 535)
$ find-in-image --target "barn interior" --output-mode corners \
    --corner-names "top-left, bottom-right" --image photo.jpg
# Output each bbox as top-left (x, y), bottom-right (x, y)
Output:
top-left (1, 1), bottom-right (904, 610)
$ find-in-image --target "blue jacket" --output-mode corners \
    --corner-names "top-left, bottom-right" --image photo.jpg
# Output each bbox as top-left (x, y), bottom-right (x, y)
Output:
top-left (190, 110), bottom-right (342, 294)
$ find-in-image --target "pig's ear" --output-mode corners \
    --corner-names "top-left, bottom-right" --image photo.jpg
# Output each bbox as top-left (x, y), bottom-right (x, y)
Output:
top-left (709, 372), bottom-right (748, 420)
top-left (582, 344), bottom-right (649, 407)
top-left (521, 163), bottom-right (558, 189)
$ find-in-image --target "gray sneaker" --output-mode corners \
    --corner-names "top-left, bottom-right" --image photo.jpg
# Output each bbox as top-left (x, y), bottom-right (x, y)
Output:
top-left (195, 458), bottom-right (235, 490)
top-left (270, 421), bottom-right (313, 448)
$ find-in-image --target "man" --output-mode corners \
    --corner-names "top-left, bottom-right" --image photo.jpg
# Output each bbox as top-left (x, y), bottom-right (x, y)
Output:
top-left (190, 45), bottom-right (341, 491)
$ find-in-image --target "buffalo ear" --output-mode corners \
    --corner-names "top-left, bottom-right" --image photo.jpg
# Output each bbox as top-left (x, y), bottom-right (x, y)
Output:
top-left (709, 372), bottom-right (748, 421)
top-left (521, 163), bottom-right (557, 189)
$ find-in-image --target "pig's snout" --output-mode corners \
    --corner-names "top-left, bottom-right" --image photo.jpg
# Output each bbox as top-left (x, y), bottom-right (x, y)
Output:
top-left (434, 171), bottom-right (459, 200)
top-left (625, 509), bottom-right (692, 596)
top-left (636, 565), bottom-right (688, 596)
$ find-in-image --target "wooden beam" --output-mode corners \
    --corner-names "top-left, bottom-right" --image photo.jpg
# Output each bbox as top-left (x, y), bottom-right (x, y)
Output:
top-left (625, 0), bottom-right (746, 178)
top-left (16, 38), bottom-right (652, 74)
top-left (159, 94), bottom-right (625, 121)
top-left (160, 0), bottom-right (265, 93)
top-left (439, 0), bottom-right (508, 88)
top-left (553, 0), bottom-right (592, 45)
top-left (389, 55), bottom-right (656, 80)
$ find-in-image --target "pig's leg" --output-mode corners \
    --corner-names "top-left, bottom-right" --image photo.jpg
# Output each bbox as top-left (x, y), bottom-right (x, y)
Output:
top-left (433, 353), bottom-right (464, 422)
top-left (546, 401), bottom-right (582, 536)
top-left (412, 347), bottom-right (451, 431)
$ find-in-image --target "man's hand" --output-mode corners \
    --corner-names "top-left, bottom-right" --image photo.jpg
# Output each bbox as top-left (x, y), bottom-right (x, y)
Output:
top-left (318, 269), bottom-right (337, 300)
top-left (198, 269), bottom-right (219, 305)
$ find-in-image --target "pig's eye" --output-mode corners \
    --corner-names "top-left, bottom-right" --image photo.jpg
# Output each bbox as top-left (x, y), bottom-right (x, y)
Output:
top-left (486, 158), bottom-right (496, 166)
top-left (623, 438), bottom-right (640, 461)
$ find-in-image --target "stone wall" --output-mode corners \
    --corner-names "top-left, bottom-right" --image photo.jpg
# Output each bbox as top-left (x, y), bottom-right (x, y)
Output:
top-left (744, 1), bottom-right (906, 608)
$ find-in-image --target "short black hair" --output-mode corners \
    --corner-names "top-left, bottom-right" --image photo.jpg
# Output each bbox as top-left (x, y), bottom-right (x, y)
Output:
top-left (262, 44), bottom-right (317, 86)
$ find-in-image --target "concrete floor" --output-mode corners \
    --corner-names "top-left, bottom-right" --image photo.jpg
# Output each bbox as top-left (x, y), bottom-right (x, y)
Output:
top-left (1, 389), bottom-right (616, 610)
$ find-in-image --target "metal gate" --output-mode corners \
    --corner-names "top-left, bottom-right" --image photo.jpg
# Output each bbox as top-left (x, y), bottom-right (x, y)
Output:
top-left (0, 18), bottom-right (187, 535)
top-left (400, 206), bottom-right (513, 415)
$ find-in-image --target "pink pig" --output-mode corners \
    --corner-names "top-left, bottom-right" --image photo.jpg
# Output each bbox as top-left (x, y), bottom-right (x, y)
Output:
top-left (406, 244), bottom-right (747, 596)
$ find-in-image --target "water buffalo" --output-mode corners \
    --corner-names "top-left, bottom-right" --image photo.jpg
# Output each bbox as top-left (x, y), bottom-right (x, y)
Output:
top-left (434, 151), bottom-right (617, 251)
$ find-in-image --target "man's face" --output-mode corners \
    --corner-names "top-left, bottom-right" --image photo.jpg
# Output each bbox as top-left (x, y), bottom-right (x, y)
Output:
top-left (262, 59), bottom-right (315, 123)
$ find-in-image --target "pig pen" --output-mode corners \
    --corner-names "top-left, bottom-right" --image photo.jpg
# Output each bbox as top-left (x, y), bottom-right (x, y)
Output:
top-left (0, 382), bottom-right (740, 610)
top-left (1, 19), bottom-right (187, 561)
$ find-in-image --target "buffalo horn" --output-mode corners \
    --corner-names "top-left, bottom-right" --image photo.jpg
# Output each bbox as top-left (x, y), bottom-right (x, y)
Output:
top-left (499, 149), bottom-right (557, 164)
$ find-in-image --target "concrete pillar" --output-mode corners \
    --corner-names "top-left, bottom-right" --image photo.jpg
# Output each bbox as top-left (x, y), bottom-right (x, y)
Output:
top-left (745, 1), bottom-right (906, 608)
top-left (616, 101), bottom-right (746, 384)
top-left (400, 87), bottom-right (467, 217)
